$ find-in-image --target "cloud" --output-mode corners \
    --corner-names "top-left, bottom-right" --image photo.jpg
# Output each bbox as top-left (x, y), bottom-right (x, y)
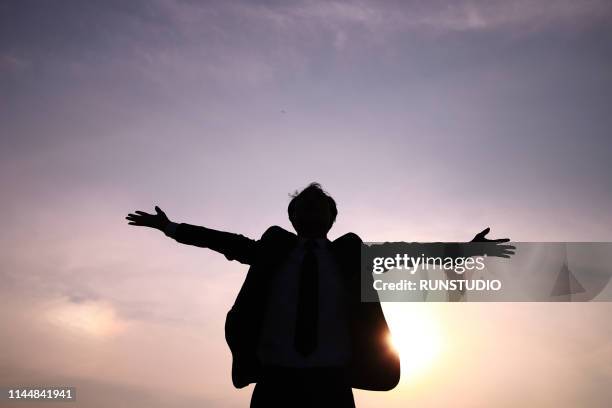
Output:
top-left (224, 0), bottom-right (612, 39)
top-left (420, 0), bottom-right (612, 32)
top-left (2, 0), bottom-right (610, 94)
top-left (0, 54), bottom-right (29, 73)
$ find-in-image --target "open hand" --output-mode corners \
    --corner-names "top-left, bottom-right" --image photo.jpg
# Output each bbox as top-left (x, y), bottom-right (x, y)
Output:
top-left (470, 227), bottom-right (515, 258)
top-left (126, 206), bottom-right (170, 231)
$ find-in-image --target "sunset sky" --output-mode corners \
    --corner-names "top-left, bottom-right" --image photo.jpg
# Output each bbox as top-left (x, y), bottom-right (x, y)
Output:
top-left (1, 1), bottom-right (612, 407)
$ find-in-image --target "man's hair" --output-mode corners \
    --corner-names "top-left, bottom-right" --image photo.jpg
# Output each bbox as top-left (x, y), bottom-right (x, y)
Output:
top-left (288, 182), bottom-right (338, 226)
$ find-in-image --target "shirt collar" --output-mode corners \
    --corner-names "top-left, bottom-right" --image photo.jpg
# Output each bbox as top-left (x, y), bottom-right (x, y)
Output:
top-left (297, 236), bottom-right (331, 249)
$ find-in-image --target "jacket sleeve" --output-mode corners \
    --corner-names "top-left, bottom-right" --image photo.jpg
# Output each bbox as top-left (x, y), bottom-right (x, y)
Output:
top-left (172, 223), bottom-right (259, 265)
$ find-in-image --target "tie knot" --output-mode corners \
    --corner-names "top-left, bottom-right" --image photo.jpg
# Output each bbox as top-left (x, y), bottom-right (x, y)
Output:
top-left (304, 239), bottom-right (317, 251)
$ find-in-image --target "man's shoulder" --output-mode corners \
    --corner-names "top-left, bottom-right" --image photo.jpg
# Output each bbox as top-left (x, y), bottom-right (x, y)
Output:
top-left (336, 232), bottom-right (362, 242)
top-left (259, 226), bottom-right (299, 249)
top-left (333, 232), bottom-right (363, 246)
top-left (252, 226), bottom-right (298, 259)
top-left (260, 225), bottom-right (294, 240)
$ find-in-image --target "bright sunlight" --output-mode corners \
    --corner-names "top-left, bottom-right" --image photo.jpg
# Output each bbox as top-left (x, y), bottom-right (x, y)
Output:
top-left (383, 303), bottom-right (444, 381)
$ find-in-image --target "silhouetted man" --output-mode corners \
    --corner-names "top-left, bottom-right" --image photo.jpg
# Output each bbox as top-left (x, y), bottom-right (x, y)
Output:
top-left (126, 182), bottom-right (511, 407)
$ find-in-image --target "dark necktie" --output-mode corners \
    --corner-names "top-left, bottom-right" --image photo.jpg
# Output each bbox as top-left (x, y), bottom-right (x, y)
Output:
top-left (294, 239), bottom-right (318, 356)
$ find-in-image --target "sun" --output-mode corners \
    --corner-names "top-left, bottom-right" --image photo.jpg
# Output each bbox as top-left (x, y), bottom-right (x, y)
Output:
top-left (384, 303), bottom-right (444, 381)
top-left (44, 297), bottom-right (125, 339)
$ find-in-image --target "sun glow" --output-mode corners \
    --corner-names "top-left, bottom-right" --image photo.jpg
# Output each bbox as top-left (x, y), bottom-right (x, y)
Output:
top-left (384, 303), bottom-right (444, 381)
top-left (44, 298), bottom-right (125, 339)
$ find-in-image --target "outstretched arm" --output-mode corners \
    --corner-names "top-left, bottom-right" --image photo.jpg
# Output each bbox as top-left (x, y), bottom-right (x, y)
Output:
top-left (363, 227), bottom-right (515, 272)
top-left (126, 206), bottom-right (258, 265)
top-left (437, 227), bottom-right (514, 259)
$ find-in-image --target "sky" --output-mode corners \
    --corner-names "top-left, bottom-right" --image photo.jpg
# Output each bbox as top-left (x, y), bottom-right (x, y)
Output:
top-left (1, 0), bottom-right (612, 406)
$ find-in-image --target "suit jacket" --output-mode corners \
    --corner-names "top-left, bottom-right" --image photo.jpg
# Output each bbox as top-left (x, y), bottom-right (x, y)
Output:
top-left (172, 223), bottom-right (400, 391)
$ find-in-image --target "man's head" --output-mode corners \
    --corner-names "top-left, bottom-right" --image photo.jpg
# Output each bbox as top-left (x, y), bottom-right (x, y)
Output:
top-left (288, 182), bottom-right (337, 238)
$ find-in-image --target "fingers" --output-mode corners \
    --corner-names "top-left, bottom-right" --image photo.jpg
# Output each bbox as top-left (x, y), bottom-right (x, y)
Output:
top-left (125, 215), bottom-right (144, 225)
top-left (473, 227), bottom-right (491, 242)
top-left (126, 212), bottom-right (150, 226)
top-left (476, 240), bottom-right (516, 258)
top-left (495, 244), bottom-right (515, 253)
top-left (126, 207), bottom-right (161, 228)
top-left (488, 243), bottom-right (516, 258)
top-left (478, 227), bottom-right (490, 236)
top-left (477, 227), bottom-right (511, 243)
top-left (490, 252), bottom-right (513, 258)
